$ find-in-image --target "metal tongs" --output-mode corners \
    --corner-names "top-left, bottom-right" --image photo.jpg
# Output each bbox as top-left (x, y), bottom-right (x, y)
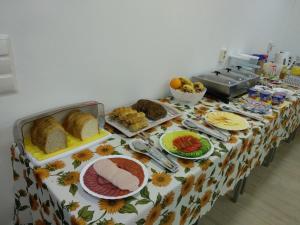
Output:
top-left (220, 104), bottom-right (265, 122)
top-left (130, 133), bottom-right (178, 173)
top-left (182, 118), bottom-right (230, 142)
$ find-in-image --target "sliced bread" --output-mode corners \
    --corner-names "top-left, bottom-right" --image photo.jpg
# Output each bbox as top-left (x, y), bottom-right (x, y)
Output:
top-left (31, 117), bottom-right (67, 153)
top-left (64, 111), bottom-right (99, 140)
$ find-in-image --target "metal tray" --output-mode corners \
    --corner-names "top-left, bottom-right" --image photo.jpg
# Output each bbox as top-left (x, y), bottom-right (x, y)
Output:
top-left (13, 101), bottom-right (111, 166)
top-left (105, 100), bottom-right (182, 137)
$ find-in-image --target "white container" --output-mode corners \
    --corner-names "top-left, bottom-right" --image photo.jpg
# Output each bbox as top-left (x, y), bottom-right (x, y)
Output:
top-left (170, 87), bottom-right (206, 104)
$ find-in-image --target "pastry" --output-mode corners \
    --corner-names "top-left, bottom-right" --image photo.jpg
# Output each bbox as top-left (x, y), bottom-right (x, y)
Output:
top-left (128, 120), bottom-right (149, 132)
top-left (109, 107), bottom-right (149, 132)
top-left (64, 110), bottom-right (98, 140)
top-left (109, 107), bottom-right (135, 119)
top-left (31, 117), bottom-right (67, 153)
top-left (120, 112), bottom-right (146, 126)
top-left (132, 99), bottom-right (167, 120)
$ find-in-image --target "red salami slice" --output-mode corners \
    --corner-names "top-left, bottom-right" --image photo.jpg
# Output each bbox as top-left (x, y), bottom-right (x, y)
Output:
top-left (97, 176), bottom-right (110, 185)
top-left (109, 188), bottom-right (124, 197)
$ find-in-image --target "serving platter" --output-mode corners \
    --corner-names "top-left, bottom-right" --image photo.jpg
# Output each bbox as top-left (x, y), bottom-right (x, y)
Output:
top-left (205, 111), bottom-right (250, 131)
top-left (105, 100), bottom-right (182, 137)
top-left (159, 130), bottom-right (214, 160)
top-left (80, 155), bottom-right (148, 200)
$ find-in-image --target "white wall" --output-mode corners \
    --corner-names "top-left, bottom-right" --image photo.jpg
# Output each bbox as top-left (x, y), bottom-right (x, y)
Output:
top-left (1, 0), bottom-right (300, 224)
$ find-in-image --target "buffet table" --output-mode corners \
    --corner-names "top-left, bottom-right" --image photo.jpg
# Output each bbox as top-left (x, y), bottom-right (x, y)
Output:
top-left (12, 91), bottom-right (300, 225)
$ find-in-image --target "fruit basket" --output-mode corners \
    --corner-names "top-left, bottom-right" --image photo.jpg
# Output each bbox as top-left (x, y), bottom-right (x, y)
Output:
top-left (169, 77), bottom-right (207, 103)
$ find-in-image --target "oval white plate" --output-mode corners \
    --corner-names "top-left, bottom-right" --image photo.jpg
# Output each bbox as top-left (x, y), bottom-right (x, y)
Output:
top-left (159, 130), bottom-right (214, 160)
top-left (80, 155), bottom-right (149, 200)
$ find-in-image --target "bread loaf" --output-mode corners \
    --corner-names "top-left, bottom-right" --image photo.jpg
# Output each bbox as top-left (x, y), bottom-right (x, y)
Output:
top-left (31, 117), bottom-right (67, 153)
top-left (64, 110), bottom-right (99, 140)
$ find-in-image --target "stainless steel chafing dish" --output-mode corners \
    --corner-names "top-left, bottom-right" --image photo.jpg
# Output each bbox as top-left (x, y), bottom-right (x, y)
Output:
top-left (192, 67), bottom-right (260, 100)
top-left (13, 101), bottom-right (105, 156)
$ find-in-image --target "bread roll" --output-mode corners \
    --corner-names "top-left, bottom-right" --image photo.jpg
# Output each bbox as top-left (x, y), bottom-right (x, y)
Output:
top-left (64, 110), bottom-right (99, 140)
top-left (31, 117), bottom-right (67, 153)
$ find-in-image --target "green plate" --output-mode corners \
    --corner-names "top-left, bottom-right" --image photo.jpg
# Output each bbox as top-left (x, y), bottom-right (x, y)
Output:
top-left (159, 130), bottom-right (214, 160)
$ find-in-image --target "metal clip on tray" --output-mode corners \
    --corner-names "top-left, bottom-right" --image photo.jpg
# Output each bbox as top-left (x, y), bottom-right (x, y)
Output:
top-left (13, 101), bottom-right (105, 156)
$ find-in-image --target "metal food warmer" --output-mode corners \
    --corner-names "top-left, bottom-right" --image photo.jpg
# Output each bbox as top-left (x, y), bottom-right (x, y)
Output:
top-left (192, 67), bottom-right (260, 102)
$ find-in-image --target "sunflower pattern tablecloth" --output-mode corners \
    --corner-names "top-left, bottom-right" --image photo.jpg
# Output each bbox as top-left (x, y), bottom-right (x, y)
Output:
top-left (11, 91), bottom-right (300, 225)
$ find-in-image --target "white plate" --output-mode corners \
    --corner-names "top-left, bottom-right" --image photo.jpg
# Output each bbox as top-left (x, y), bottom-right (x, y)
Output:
top-left (106, 100), bottom-right (182, 137)
top-left (159, 130), bottom-right (214, 160)
top-left (80, 155), bottom-right (149, 200)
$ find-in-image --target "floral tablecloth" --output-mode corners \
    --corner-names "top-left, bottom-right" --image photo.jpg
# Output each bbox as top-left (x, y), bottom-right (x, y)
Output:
top-left (11, 90), bottom-right (300, 225)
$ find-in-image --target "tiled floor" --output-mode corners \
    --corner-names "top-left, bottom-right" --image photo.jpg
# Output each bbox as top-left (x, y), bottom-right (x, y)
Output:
top-left (199, 130), bottom-right (300, 225)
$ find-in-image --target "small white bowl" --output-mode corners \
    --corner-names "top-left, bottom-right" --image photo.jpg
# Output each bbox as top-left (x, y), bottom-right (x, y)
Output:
top-left (170, 87), bottom-right (207, 104)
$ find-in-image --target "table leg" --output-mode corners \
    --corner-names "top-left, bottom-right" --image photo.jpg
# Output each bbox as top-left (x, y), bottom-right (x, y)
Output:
top-left (262, 149), bottom-right (273, 167)
top-left (240, 177), bottom-right (247, 195)
top-left (270, 148), bottom-right (277, 163)
top-left (285, 128), bottom-right (297, 143)
top-left (231, 179), bottom-right (243, 203)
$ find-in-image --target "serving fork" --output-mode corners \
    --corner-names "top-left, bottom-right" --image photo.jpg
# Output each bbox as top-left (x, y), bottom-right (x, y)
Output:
top-left (134, 132), bottom-right (179, 172)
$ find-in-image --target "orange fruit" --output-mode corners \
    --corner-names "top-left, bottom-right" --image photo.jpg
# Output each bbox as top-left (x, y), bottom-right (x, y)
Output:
top-left (170, 78), bottom-right (182, 89)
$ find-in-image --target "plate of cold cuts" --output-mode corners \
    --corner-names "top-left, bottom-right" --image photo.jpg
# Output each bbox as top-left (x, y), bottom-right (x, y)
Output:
top-left (80, 155), bottom-right (148, 199)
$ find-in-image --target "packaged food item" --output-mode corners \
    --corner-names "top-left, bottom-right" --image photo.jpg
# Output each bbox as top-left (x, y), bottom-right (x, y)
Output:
top-left (248, 88), bottom-right (259, 100)
top-left (272, 94), bottom-right (284, 105)
top-left (274, 92), bottom-right (287, 100)
top-left (242, 99), bottom-right (271, 114)
top-left (291, 66), bottom-right (300, 76)
top-left (253, 54), bottom-right (268, 75)
top-left (260, 91), bottom-right (272, 104)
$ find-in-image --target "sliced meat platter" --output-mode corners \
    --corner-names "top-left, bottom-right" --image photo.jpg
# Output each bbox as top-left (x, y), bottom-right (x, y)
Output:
top-left (82, 156), bottom-right (147, 199)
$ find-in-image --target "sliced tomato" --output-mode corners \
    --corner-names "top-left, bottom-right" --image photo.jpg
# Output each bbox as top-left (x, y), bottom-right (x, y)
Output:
top-left (173, 135), bottom-right (202, 153)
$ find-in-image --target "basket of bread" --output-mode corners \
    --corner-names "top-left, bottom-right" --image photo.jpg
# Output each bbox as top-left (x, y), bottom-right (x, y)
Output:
top-left (169, 76), bottom-right (206, 103)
